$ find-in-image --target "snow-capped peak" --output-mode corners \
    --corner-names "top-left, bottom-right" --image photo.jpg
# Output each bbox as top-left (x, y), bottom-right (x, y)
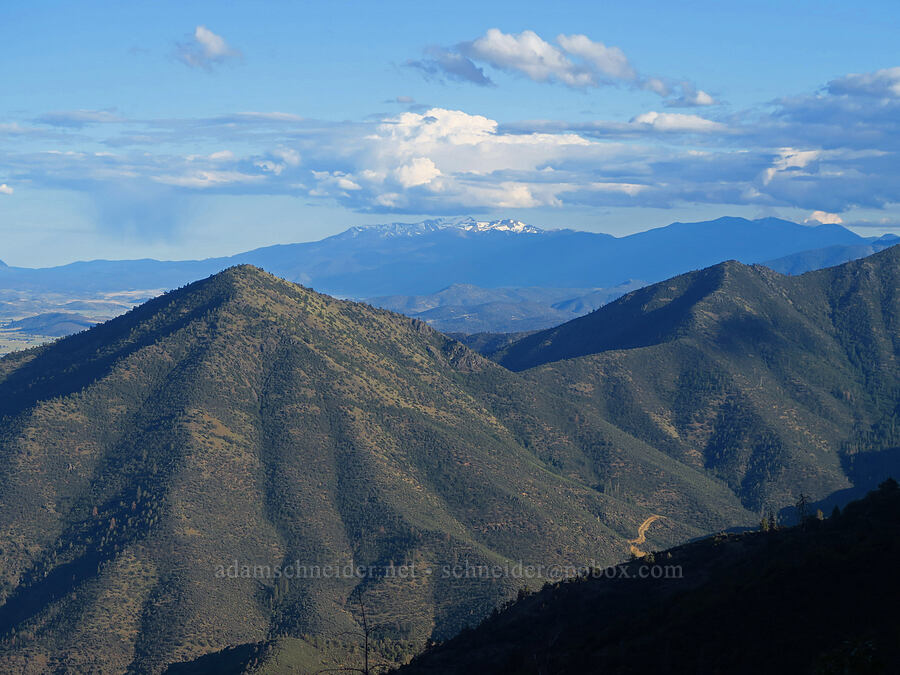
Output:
top-left (458, 219), bottom-right (542, 234)
top-left (336, 217), bottom-right (543, 239)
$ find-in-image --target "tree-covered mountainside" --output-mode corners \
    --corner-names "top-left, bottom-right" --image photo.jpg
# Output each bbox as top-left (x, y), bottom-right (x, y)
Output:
top-left (0, 266), bottom-right (751, 673)
top-left (398, 480), bottom-right (900, 675)
top-left (2, 244), bottom-right (899, 673)
top-left (494, 245), bottom-right (900, 511)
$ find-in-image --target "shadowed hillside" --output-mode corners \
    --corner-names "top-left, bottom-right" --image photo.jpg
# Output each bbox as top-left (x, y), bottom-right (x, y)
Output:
top-left (494, 245), bottom-right (900, 511)
top-left (397, 480), bottom-right (900, 674)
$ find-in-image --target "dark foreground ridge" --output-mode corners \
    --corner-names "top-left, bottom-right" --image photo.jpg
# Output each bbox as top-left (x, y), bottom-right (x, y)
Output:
top-left (397, 480), bottom-right (900, 675)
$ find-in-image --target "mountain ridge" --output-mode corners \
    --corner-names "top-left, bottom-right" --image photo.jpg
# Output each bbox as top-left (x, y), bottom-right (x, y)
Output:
top-left (0, 216), bottom-right (875, 296)
top-left (0, 264), bottom-right (752, 673)
top-left (3, 248), bottom-right (900, 670)
top-left (491, 245), bottom-right (900, 511)
top-left (0, 216), bottom-right (884, 340)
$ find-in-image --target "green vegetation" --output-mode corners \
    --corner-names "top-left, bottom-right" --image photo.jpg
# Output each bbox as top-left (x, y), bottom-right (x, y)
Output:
top-left (0, 266), bottom-right (747, 673)
top-left (1, 246), bottom-right (899, 672)
top-left (495, 246), bottom-right (900, 511)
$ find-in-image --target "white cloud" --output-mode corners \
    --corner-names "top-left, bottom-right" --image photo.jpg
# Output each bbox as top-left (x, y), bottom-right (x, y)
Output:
top-left (467, 182), bottom-right (545, 208)
top-left (9, 64), bottom-right (900, 220)
top-left (272, 148), bottom-right (301, 166)
top-left (373, 108), bottom-right (592, 185)
top-left (311, 171), bottom-right (362, 195)
top-left (556, 34), bottom-right (636, 81)
top-left (665, 85), bottom-right (717, 107)
top-left (0, 184), bottom-right (12, 195)
top-left (177, 25), bottom-right (241, 69)
top-left (589, 182), bottom-right (648, 196)
top-left (465, 29), bottom-right (594, 87)
top-left (195, 26), bottom-right (229, 58)
top-left (806, 210), bottom-right (844, 224)
top-left (416, 29), bottom-right (712, 107)
top-left (761, 148), bottom-right (821, 184)
top-left (394, 157), bottom-right (441, 187)
top-left (631, 111), bottom-right (725, 132)
top-left (381, 108), bottom-right (499, 146)
top-left (692, 90), bottom-right (716, 106)
top-left (255, 149), bottom-right (301, 175)
top-left (375, 192), bottom-right (402, 207)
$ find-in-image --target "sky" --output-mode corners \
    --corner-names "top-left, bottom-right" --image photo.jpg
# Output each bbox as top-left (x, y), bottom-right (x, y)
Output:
top-left (2, 0), bottom-right (899, 267)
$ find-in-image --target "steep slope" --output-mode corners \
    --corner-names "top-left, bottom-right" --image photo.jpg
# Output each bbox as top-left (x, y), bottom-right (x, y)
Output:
top-left (495, 245), bottom-right (900, 511)
top-left (398, 480), bottom-right (900, 675)
top-left (0, 266), bottom-right (751, 673)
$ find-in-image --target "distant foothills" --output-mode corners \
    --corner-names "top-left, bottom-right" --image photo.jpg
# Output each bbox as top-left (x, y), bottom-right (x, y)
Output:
top-left (0, 216), bottom-right (898, 350)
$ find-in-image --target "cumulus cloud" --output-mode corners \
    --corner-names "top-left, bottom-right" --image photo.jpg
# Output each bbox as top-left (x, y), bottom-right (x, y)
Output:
top-left (462, 29), bottom-right (594, 87)
top-left (410, 29), bottom-right (714, 107)
top-left (555, 33), bottom-right (636, 81)
top-left (394, 157), bottom-right (441, 187)
top-left (177, 25), bottom-right (241, 70)
top-left (806, 210), bottom-right (844, 224)
top-left (0, 184), bottom-right (13, 195)
top-left (301, 107), bottom-right (605, 211)
top-left (6, 65), bottom-right (900, 222)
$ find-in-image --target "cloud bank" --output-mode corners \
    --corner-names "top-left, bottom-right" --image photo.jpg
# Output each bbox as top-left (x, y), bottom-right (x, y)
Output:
top-left (3, 66), bottom-right (900, 225)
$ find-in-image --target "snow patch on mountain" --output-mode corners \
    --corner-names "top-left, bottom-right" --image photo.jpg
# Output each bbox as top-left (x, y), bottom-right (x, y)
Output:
top-left (336, 217), bottom-right (544, 239)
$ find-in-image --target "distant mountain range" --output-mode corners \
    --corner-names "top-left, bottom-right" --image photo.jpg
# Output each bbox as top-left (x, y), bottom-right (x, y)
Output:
top-left (4, 312), bottom-right (96, 337)
top-left (1, 216), bottom-right (897, 340)
top-left (0, 216), bottom-right (893, 297)
top-left (2, 246), bottom-right (900, 671)
top-left (368, 281), bottom-right (645, 333)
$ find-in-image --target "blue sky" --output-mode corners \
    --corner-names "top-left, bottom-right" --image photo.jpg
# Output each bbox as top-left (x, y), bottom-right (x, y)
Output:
top-left (2, 0), bottom-right (899, 266)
